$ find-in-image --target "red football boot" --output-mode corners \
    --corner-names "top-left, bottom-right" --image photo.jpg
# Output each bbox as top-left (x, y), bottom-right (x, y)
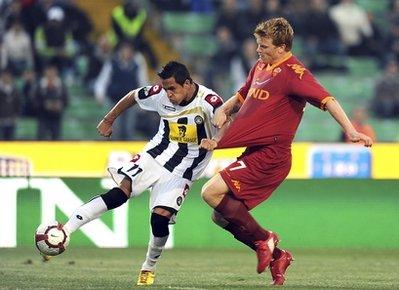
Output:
top-left (254, 231), bottom-right (279, 274)
top-left (270, 249), bottom-right (294, 286)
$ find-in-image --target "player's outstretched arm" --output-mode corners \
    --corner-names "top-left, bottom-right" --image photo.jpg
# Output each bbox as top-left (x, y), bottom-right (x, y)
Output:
top-left (213, 94), bottom-right (241, 128)
top-left (200, 116), bottom-right (234, 151)
top-left (96, 90), bottom-right (138, 138)
top-left (325, 98), bottom-right (373, 147)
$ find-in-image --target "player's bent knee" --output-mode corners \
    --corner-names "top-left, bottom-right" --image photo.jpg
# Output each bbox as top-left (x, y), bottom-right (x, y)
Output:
top-left (151, 213), bottom-right (170, 237)
top-left (201, 184), bottom-right (223, 206)
top-left (100, 187), bottom-right (129, 210)
top-left (201, 180), bottom-right (215, 202)
top-left (201, 174), bottom-right (229, 204)
top-left (211, 210), bottom-right (229, 228)
top-left (153, 206), bottom-right (175, 218)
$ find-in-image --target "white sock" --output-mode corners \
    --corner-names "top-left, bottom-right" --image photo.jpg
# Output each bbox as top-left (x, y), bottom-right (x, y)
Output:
top-left (141, 234), bottom-right (169, 271)
top-left (64, 196), bottom-right (108, 233)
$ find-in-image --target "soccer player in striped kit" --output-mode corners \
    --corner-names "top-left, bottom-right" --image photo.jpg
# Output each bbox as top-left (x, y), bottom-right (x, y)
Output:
top-left (200, 18), bottom-right (373, 285)
top-left (62, 61), bottom-right (223, 286)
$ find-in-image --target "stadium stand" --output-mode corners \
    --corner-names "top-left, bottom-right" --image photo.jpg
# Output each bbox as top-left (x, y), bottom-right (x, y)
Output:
top-left (6, 0), bottom-right (399, 142)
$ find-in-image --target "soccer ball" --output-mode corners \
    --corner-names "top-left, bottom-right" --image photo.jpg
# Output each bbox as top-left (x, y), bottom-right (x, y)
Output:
top-left (35, 221), bottom-right (70, 256)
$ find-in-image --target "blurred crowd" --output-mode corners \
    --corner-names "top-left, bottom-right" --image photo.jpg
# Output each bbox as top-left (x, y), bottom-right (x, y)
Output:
top-left (0, 0), bottom-right (398, 141)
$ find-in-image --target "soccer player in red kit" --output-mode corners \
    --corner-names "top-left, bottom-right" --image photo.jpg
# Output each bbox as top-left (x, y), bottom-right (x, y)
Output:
top-left (200, 18), bottom-right (373, 286)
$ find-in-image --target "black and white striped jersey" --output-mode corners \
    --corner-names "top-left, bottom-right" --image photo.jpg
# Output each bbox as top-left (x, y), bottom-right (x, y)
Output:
top-left (133, 83), bottom-right (223, 181)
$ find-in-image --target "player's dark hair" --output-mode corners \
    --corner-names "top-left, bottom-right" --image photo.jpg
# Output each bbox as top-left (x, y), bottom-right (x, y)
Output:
top-left (157, 61), bottom-right (192, 86)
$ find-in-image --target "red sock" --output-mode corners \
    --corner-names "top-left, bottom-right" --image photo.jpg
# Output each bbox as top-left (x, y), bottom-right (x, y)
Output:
top-left (223, 222), bottom-right (283, 257)
top-left (215, 194), bottom-right (268, 242)
top-left (224, 222), bottom-right (256, 250)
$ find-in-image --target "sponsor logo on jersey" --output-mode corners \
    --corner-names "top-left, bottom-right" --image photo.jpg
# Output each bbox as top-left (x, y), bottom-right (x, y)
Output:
top-left (254, 78), bottom-right (272, 86)
top-left (205, 94), bottom-right (223, 109)
top-left (272, 67), bottom-right (282, 77)
top-left (140, 85), bottom-right (163, 99)
top-left (169, 123), bottom-right (198, 143)
top-left (287, 64), bottom-right (305, 79)
top-left (178, 126), bottom-right (186, 137)
top-left (176, 184), bottom-right (189, 206)
top-left (176, 196), bottom-right (183, 206)
top-left (163, 104), bottom-right (176, 111)
top-left (149, 84), bottom-right (162, 95)
top-left (248, 87), bottom-right (270, 101)
top-left (194, 115), bottom-right (203, 125)
top-left (231, 179), bottom-right (241, 192)
top-left (130, 154), bottom-right (141, 163)
top-left (182, 184), bottom-right (189, 197)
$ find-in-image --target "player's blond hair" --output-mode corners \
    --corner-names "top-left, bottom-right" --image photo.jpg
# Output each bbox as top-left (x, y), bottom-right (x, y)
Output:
top-left (254, 17), bottom-right (294, 51)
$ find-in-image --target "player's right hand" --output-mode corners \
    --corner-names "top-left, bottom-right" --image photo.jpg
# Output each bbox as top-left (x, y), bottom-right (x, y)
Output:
top-left (97, 118), bottom-right (113, 138)
top-left (212, 108), bottom-right (228, 128)
top-left (199, 138), bottom-right (218, 151)
top-left (347, 131), bottom-right (373, 147)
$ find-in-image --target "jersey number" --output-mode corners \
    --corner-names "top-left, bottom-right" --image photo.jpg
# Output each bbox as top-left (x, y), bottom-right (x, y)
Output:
top-left (229, 161), bottom-right (246, 171)
top-left (126, 164), bottom-right (143, 177)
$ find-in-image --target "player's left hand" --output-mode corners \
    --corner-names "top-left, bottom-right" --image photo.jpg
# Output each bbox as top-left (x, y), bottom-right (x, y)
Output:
top-left (347, 131), bottom-right (373, 147)
top-left (199, 138), bottom-right (218, 151)
top-left (97, 118), bottom-right (113, 138)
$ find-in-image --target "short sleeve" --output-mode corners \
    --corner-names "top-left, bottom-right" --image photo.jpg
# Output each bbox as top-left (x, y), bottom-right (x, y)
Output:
top-left (134, 85), bottom-right (164, 112)
top-left (287, 64), bottom-right (333, 111)
top-left (202, 93), bottom-right (224, 119)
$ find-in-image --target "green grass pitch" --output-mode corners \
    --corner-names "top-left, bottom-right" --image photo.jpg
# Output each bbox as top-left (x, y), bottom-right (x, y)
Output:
top-left (1, 247), bottom-right (398, 289)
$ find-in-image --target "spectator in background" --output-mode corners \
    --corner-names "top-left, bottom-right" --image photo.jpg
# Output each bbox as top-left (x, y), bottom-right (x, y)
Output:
top-left (189, 0), bottom-right (215, 13)
top-left (109, 0), bottom-right (158, 69)
top-left (302, 0), bottom-right (347, 71)
top-left (58, 0), bottom-right (93, 55)
top-left (84, 34), bottom-right (113, 93)
top-left (329, 0), bottom-right (374, 56)
top-left (95, 42), bottom-right (148, 140)
top-left (36, 65), bottom-right (68, 140)
top-left (149, 0), bottom-right (191, 12)
top-left (21, 69), bottom-right (38, 117)
top-left (371, 60), bottom-right (399, 118)
top-left (386, 0), bottom-right (399, 64)
top-left (214, 0), bottom-right (242, 42)
top-left (304, 0), bottom-right (344, 55)
top-left (283, 0), bottom-right (308, 37)
top-left (230, 38), bottom-right (258, 91)
top-left (2, 0), bottom-right (48, 41)
top-left (237, 0), bottom-right (265, 42)
top-left (1, 0), bottom-right (23, 33)
top-left (34, 6), bottom-right (76, 73)
top-left (206, 25), bottom-right (238, 98)
top-left (264, 0), bottom-right (282, 19)
top-left (18, 0), bottom-right (48, 39)
top-left (1, 19), bottom-right (33, 76)
top-left (341, 106), bottom-right (376, 143)
top-left (0, 69), bottom-right (21, 140)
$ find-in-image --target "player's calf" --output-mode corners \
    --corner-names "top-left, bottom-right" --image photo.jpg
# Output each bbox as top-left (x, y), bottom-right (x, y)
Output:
top-left (140, 210), bottom-right (173, 275)
top-left (211, 210), bottom-right (229, 227)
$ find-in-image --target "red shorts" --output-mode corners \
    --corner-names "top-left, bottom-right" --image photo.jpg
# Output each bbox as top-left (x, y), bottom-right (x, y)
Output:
top-left (220, 142), bottom-right (292, 210)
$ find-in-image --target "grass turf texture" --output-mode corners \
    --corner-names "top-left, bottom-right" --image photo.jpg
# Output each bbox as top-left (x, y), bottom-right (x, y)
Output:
top-left (0, 247), bottom-right (398, 289)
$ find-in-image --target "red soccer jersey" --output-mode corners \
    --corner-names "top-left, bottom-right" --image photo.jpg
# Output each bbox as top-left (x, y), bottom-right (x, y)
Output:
top-left (218, 53), bottom-right (334, 148)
